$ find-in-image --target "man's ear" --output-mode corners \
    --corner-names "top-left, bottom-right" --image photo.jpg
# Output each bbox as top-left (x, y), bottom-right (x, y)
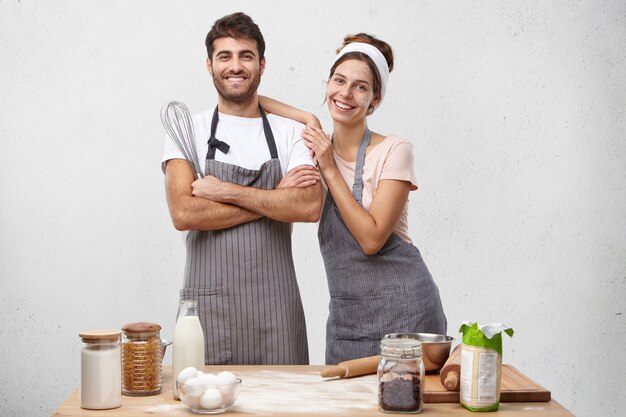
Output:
top-left (206, 57), bottom-right (213, 76)
top-left (260, 57), bottom-right (266, 76)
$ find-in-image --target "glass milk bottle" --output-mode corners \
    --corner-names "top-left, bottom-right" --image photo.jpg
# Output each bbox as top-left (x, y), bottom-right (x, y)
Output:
top-left (172, 299), bottom-right (205, 400)
top-left (79, 330), bottom-right (122, 410)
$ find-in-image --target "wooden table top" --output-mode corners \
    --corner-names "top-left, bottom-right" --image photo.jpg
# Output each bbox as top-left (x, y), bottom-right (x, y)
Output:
top-left (51, 365), bottom-right (575, 417)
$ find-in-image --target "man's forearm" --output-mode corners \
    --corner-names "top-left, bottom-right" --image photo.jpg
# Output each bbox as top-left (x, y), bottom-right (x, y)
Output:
top-left (222, 182), bottom-right (322, 223)
top-left (165, 159), bottom-right (261, 231)
top-left (169, 195), bottom-right (262, 231)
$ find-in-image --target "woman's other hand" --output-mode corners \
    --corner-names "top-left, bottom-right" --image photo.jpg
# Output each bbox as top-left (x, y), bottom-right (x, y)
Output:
top-left (301, 124), bottom-right (334, 172)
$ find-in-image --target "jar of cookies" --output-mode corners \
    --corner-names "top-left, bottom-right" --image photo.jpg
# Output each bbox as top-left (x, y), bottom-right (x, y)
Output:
top-left (121, 322), bottom-right (162, 396)
top-left (378, 334), bottom-right (424, 413)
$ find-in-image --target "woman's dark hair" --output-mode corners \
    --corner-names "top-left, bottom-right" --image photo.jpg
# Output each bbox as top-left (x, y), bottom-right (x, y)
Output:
top-left (329, 33), bottom-right (394, 98)
top-left (205, 12), bottom-right (265, 62)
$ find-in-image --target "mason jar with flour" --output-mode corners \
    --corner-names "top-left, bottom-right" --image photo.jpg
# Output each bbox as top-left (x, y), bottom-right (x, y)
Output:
top-left (79, 330), bottom-right (122, 410)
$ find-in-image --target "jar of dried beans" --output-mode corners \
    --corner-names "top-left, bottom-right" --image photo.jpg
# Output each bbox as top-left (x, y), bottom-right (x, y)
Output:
top-left (121, 322), bottom-right (162, 396)
top-left (378, 334), bottom-right (424, 413)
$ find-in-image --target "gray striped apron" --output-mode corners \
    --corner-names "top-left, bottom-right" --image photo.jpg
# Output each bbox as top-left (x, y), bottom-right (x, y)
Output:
top-left (320, 129), bottom-right (447, 365)
top-left (180, 106), bottom-right (309, 365)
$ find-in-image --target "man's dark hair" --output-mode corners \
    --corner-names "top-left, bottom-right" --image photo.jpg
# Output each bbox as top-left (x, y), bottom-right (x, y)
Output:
top-left (205, 12), bottom-right (265, 62)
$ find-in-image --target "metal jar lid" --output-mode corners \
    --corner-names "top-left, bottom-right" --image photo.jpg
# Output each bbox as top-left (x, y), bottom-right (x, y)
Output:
top-left (380, 333), bottom-right (422, 358)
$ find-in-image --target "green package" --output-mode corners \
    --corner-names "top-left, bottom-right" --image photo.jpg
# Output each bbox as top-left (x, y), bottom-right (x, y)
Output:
top-left (458, 322), bottom-right (514, 412)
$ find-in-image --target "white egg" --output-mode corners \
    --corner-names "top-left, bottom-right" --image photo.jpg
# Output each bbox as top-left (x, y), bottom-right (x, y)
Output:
top-left (217, 371), bottom-right (237, 385)
top-left (177, 366), bottom-right (199, 386)
top-left (199, 373), bottom-right (219, 388)
top-left (199, 388), bottom-right (223, 410)
top-left (180, 391), bottom-right (200, 409)
top-left (220, 389), bottom-right (236, 405)
top-left (217, 371), bottom-right (238, 395)
top-left (183, 377), bottom-right (207, 397)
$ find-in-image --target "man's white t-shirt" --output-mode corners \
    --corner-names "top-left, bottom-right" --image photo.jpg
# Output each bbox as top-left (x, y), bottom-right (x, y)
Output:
top-left (162, 109), bottom-right (314, 175)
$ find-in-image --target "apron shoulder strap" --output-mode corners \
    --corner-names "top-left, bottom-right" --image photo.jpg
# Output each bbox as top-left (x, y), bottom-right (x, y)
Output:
top-left (351, 128), bottom-right (371, 205)
top-left (206, 106), bottom-right (230, 160)
top-left (259, 105), bottom-right (279, 159)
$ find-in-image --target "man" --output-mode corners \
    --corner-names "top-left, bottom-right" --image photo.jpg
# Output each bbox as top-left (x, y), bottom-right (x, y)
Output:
top-left (162, 12), bottom-right (322, 365)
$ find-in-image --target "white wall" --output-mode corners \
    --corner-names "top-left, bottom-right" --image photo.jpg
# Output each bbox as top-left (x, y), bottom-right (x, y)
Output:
top-left (1, 1), bottom-right (624, 416)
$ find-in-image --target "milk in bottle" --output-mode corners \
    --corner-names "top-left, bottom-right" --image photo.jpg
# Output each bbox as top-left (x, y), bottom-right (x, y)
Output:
top-left (172, 299), bottom-right (205, 399)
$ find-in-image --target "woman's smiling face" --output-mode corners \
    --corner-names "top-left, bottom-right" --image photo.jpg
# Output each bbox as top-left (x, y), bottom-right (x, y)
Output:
top-left (326, 59), bottom-right (381, 125)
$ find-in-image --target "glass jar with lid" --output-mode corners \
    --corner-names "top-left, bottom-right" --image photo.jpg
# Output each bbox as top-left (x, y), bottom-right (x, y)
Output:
top-left (79, 330), bottom-right (122, 410)
top-left (121, 322), bottom-right (162, 396)
top-left (378, 333), bottom-right (424, 414)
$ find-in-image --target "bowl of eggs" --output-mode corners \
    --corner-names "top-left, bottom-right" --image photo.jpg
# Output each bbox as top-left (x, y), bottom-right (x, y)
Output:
top-left (177, 367), bottom-right (241, 414)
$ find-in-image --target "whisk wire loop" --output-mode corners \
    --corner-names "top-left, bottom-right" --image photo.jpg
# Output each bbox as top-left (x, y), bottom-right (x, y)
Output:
top-left (160, 101), bottom-right (204, 179)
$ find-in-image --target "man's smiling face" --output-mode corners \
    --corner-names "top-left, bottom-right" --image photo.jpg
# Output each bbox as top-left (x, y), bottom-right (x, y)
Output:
top-left (207, 36), bottom-right (265, 105)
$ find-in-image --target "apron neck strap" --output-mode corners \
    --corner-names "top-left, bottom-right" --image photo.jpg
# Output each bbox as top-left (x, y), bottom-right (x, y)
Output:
top-left (351, 128), bottom-right (371, 205)
top-left (207, 106), bottom-right (229, 160)
top-left (259, 105), bottom-right (279, 159)
top-left (207, 105), bottom-right (279, 161)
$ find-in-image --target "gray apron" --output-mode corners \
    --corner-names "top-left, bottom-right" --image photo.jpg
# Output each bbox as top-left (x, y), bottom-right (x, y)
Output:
top-left (320, 129), bottom-right (447, 365)
top-left (181, 106), bottom-right (309, 365)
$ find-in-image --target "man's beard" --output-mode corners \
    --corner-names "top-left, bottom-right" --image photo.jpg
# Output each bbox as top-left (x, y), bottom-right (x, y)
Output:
top-left (212, 71), bottom-right (261, 105)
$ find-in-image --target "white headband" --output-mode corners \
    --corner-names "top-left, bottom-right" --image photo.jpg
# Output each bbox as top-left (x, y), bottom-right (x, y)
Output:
top-left (332, 42), bottom-right (390, 103)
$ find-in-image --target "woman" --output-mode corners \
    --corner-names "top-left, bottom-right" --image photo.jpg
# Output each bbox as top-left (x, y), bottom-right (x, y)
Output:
top-left (267, 33), bottom-right (447, 365)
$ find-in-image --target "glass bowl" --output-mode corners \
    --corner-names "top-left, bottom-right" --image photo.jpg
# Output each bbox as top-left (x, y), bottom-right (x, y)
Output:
top-left (179, 378), bottom-right (242, 414)
top-left (160, 339), bottom-right (172, 363)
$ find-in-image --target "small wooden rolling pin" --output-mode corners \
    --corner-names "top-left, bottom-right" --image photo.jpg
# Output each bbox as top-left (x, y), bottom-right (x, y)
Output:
top-left (439, 344), bottom-right (462, 390)
top-left (320, 355), bottom-right (381, 378)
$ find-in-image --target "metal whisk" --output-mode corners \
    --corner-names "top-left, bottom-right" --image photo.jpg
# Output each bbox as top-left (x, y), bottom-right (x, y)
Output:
top-left (160, 101), bottom-right (204, 179)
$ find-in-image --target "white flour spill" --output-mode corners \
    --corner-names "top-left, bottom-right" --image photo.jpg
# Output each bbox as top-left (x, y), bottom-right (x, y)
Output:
top-left (232, 370), bottom-right (378, 414)
top-left (144, 403), bottom-right (186, 413)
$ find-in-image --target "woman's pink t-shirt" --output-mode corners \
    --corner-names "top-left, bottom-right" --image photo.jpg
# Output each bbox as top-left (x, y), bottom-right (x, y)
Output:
top-left (333, 134), bottom-right (418, 243)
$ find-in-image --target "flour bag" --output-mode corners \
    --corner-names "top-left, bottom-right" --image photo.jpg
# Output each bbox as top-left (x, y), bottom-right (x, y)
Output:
top-left (459, 321), bottom-right (514, 412)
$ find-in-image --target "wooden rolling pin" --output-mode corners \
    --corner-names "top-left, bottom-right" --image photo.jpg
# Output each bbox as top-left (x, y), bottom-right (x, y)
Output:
top-left (320, 355), bottom-right (381, 378)
top-left (439, 344), bottom-right (462, 390)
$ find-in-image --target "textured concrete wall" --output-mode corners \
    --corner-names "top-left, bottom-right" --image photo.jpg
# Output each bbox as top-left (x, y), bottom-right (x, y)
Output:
top-left (1, 1), bottom-right (624, 416)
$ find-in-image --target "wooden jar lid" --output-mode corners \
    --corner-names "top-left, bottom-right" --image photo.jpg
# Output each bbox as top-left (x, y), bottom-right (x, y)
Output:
top-left (79, 330), bottom-right (122, 343)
